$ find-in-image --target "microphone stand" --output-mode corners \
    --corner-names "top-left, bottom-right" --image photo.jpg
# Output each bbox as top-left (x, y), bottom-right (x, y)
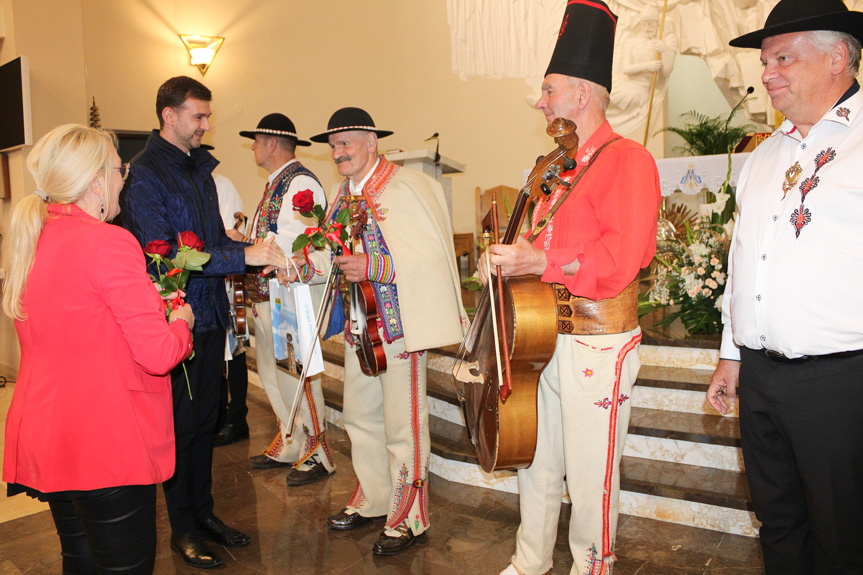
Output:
top-left (717, 86), bottom-right (754, 224)
top-left (725, 86), bottom-right (755, 155)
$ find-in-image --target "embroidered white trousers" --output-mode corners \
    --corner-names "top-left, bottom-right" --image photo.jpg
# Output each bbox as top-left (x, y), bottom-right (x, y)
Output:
top-left (252, 302), bottom-right (334, 470)
top-left (342, 337), bottom-right (431, 535)
top-left (512, 328), bottom-right (641, 575)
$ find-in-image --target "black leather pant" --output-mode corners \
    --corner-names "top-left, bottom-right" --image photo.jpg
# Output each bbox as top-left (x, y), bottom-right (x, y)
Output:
top-left (48, 484), bottom-right (157, 575)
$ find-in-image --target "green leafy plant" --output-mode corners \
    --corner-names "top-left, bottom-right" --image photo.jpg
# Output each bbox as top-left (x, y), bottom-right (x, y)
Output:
top-left (661, 110), bottom-right (753, 156)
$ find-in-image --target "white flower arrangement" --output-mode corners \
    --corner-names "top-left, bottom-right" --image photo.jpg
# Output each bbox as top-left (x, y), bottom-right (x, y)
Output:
top-left (642, 220), bottom-right (730, 335)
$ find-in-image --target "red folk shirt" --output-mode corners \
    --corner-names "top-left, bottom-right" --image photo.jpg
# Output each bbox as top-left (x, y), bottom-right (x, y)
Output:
top-left (528, 121), bottom-right (661, 301)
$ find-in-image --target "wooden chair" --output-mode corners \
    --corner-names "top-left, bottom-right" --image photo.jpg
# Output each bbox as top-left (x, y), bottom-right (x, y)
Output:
top-left (475, 184), bottom-right (520, 242)
top-left (452, 232), bottom-right (475, 275)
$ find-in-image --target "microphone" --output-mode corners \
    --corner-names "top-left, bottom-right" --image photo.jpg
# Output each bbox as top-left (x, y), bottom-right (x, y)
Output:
top-left (725, 86), bottom-right (754, 153)
top-left (425, 132), bottom-right (440, 164)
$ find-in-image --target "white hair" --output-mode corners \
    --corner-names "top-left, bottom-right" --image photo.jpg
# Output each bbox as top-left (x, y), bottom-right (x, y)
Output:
top-left (565, 76), bottom-right (611, 112)
top-left (808, 30), bottom-right (862, 77)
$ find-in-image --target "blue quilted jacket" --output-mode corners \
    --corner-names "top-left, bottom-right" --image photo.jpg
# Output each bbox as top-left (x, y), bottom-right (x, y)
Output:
top-left (120, 130), bottom-right (246, 333)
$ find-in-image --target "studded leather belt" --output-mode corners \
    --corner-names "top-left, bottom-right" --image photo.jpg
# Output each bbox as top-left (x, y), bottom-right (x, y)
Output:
top-left (552, 279), bottom-right (640, 335)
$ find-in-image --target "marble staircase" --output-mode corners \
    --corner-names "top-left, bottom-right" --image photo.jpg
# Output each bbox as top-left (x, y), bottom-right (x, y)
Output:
top-left (245, 323), bottom-right (758, 538)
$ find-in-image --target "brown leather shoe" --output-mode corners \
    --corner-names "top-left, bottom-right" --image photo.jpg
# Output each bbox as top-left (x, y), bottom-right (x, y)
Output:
top-left (326, 508), bottom-right (386, 531)
top-left (249, 454), bottom-right (292, 469)
top-left (372, 524), bottom-right (425, 556)
top-left (286, 457), bottom-right (333, 486)
top-left (170, 532), bottom-right (222, 568)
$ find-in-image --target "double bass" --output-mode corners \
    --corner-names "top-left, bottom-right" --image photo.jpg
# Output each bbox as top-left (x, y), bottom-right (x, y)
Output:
top-left (452, 118), bottom-right (580, 472)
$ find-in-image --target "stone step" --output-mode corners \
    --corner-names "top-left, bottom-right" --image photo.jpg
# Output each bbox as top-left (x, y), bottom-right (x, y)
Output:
top-left (322, 341), bottom-right (742, 466)
top-left (312, 361), bottom-right (756, 537)
top-left (251, 337), bottom-right (742, 470)
top-left (246, 332), bottom-right (755, 536)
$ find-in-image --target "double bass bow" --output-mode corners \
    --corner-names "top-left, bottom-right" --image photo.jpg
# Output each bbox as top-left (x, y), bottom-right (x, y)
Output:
top-left (452, 117), bottom-right (580, 472)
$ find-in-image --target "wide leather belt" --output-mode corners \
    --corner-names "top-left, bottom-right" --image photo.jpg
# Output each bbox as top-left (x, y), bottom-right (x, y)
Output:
top-left (552, 279), bottom-right (639, 335)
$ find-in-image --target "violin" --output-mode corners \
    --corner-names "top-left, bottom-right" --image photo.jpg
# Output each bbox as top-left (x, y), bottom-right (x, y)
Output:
top-left (228, 212), bottom-right (248, 338)
top-left (452, 117), bottom-right (580, 472)
top-left (346, 206), bottom-right (387, 376)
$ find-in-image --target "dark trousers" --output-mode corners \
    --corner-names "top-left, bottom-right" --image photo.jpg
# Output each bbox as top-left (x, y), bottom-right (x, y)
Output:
top-left (163, 329), bottom-right (224, 534)
top-left (48, 484), bottom-right (157, 575)
top-left (739, 348), bottom-right (863, 575)
top-left (216, 349), bottom-right (249, 430)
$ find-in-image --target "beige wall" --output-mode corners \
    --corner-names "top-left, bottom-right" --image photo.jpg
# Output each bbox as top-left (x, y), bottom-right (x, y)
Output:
top-left (77, 0), bottom-right (550, 234)
top-left (0, 0), bottom-right (89, 373)
top-left (0, 0), bottom-right (738, 375)
top-left (1, 0), bottom-right (560, 374)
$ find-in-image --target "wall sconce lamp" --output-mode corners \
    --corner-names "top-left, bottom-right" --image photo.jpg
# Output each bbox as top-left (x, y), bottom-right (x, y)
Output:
top-left (179, 34), bottom-right (224, 76)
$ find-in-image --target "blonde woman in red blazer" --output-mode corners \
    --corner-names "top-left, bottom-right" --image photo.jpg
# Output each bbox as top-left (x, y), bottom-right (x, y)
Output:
top-left (2, 124), bottom-right (195, 575)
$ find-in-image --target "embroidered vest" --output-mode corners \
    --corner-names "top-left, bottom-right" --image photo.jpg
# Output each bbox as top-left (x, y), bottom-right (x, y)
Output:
top-left (328, 158), bottom-right (404, 343)
top-left (252, 161), bottom-right (321, 297)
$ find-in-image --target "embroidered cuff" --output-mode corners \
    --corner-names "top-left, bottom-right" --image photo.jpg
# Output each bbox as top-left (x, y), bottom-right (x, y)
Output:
top-left (299, 261), bottom-right (316, 283)
top-left (366, 253), bottom-right (395, 284)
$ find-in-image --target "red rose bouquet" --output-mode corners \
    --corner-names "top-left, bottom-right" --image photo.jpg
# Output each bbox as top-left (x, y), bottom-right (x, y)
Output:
top-left (144, 231), bottom-right (211, 398)
top-left (290, 190), bottom-right (350, 265)
top-left (144, 232), bottom-right (211, 312)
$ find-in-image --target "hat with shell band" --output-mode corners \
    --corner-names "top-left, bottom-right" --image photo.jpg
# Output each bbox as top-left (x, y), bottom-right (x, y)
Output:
top-left (310, 107), bottom-right (393, 143)
top-left (239, 113), bottom-right (311, 147)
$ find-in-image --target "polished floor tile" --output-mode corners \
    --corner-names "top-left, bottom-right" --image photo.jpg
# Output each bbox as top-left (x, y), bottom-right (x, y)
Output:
top-left (0, 381), bottom-right (763, 574)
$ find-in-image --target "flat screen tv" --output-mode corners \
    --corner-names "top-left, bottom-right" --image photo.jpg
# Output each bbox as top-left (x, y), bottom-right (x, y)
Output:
top-left (0, 56), bottom-right (33, 152)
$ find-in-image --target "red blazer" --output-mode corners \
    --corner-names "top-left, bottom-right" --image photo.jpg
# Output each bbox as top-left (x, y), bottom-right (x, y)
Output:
top-left (3, 204), bottom-right (193, 492)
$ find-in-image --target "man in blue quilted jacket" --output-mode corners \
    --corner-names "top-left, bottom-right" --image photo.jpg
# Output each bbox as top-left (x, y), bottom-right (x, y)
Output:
top-left (120, 76), bottom-right (286, 569)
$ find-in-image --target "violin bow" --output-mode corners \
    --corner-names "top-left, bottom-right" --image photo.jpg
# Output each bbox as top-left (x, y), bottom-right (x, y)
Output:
top-left (283, 256), bottom-right (341, 438)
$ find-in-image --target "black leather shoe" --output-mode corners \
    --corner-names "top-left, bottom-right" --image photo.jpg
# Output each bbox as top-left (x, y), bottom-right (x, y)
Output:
top-left (213, 423), bottom-right (249, 447)
top-left (326, 508), bottom-right (385, 531)
top-left (249, 454), bottom-right (292, 469)
top-left (286, 457), bottom-right (333, 487)
top-left (372, 525), bottom-right (425, 556)
top-left (170, 532), bottom-right (222, 568)
top-left (197, 516), bottom-right (251, 547)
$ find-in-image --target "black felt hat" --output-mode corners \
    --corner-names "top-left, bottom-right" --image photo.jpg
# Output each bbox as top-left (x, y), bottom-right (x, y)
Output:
top-left (545, 0), bottom-right (618, 93)
top-left (239, 113), bottom-right (311, 146)
top-left (309, 107), bottom-right (393, 143)
top-left (730, 0), bottom-right (863, 49)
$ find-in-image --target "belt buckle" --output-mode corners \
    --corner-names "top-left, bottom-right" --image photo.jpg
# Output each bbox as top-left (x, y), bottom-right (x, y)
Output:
top-left (763, 349), bottom-right (787, 361)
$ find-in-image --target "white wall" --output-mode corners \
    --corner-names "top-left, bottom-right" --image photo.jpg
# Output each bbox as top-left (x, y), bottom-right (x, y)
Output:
top-left (665, 53), bottom-right (772, 157)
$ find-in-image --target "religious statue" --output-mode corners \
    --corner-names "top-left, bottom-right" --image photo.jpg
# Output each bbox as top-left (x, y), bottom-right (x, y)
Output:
top-left (607, 6), bottom-right (678, 139)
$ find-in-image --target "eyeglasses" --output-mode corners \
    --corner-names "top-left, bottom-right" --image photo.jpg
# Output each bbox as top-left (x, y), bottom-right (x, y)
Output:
top-left (114, 163), bottom-right (130, 181)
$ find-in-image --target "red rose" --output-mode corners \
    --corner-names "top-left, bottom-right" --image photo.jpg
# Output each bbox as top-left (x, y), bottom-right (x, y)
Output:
top-left (178, 231), bottom-right (204, 251)
top-left (292, 189), bottom-right (316, 213)
top-left (144, 240), bottom-right (172, 258)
